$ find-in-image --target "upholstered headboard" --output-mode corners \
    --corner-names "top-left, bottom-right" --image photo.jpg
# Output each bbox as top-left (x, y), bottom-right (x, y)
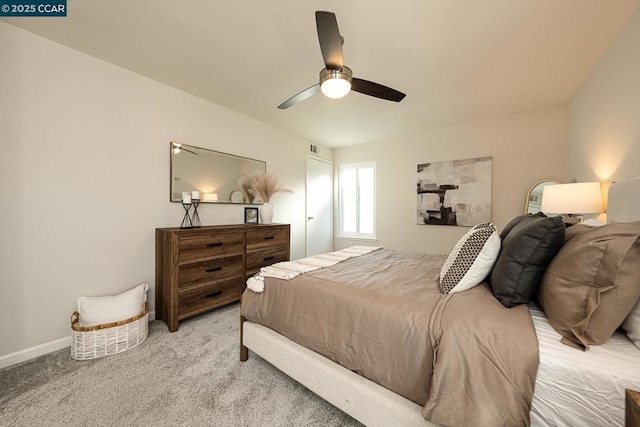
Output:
top-left (607, 177), bottom-right (640, 223)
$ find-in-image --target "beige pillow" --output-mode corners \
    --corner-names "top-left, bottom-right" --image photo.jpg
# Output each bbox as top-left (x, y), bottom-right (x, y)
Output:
top-left (537, 222), bottom-right (640, 350)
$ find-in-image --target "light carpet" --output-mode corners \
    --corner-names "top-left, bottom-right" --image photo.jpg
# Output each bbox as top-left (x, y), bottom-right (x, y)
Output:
top-left (0, 302), bottom-right (361, 426)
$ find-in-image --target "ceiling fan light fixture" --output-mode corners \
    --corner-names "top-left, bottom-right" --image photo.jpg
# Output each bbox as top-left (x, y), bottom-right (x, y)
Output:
top-left (321, 78), bottom-right (350, 98)
top-left (319, 67), bottom-right (352, 99)
top-left (277, 12), bottom-right (405, 109)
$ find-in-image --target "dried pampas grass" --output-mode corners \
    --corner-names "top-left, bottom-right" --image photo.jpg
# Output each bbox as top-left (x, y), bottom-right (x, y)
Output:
top-left (250, 171), bottom-right (292, 203)
top-left (239, 172), bottom-right (260, 203)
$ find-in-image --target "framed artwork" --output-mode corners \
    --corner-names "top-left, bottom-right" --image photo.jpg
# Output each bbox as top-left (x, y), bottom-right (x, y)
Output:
top-left (244, 207), bottom-right (259, 224)
top-left (416, 156), bottom-right (492, 227)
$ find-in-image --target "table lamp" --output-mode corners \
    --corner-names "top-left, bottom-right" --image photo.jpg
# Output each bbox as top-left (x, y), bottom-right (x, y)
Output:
top-left (540, 182), bottom-right (603, 225)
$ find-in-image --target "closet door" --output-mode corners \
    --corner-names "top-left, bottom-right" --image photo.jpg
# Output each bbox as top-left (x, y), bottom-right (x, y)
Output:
top-left (306, 156), bottom-right (333, 256)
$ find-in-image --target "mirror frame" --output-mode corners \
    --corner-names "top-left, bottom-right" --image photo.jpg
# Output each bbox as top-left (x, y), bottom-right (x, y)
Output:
top-left (170, 142), bottom-right (266, 204)
top-left (524, 180), bottom-right (560, 214)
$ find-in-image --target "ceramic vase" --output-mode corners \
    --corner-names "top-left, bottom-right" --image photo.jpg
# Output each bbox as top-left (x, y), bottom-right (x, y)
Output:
top-left (260, 202), bottom-right (273, 224)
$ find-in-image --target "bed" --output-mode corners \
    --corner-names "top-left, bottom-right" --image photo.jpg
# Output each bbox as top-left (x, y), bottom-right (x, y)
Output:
top-left (239, 177), bottom-right (640, 426)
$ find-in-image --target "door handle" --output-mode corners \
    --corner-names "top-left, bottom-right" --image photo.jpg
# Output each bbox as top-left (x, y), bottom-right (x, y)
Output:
top-left (308, 216), bottom-right (314, 221)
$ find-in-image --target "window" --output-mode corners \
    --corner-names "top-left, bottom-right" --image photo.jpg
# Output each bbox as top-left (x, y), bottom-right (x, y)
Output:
top-left (338, 162), bottom-right (376, 239)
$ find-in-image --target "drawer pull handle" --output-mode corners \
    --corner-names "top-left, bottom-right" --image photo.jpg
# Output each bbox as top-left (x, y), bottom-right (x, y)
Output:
top-left (207, 242), bottom-right (223, 248)
top-left (263, 256), bottom-right (275, 261)
top-left (206, 291), bottom-right (223, 299)
top-left (206, 266), bottom-right (222, 273)
top-left (264, 236), bottom-right (275, 240)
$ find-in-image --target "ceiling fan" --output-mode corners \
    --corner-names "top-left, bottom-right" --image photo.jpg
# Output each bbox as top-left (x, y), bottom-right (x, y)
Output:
top-left (277, 11), bottom-right (406, 109)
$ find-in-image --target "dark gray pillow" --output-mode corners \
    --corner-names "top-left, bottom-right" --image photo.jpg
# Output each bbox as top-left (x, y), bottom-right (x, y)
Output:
top-left (499, 212), bottom-right (547, 240)
top-left (490, 214), bottom-right (565, 307)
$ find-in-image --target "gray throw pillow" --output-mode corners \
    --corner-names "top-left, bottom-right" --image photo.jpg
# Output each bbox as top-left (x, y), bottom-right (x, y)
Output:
top-left (490, 214), bottom-right (565, 308)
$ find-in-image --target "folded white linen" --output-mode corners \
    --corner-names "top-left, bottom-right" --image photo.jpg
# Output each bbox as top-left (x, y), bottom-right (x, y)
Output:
top-left (258, 266), bottom-right (303, 280)
top-left (247, 246), bottom-right (382, 292)
top-left (246, 275), bottom-right (264, 292)
top-left (294, 257), bottom-right (336, 267)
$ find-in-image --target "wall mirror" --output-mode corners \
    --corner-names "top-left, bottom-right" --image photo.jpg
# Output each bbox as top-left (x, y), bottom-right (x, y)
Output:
top-left (170, 142), bottom-right (266, 204)
top-left (525, 180), bottom-right (559, 214)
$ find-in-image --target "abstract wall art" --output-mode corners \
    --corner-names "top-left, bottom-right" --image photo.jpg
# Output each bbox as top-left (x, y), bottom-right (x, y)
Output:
top-left (416, 157), bottom-right (492, 226)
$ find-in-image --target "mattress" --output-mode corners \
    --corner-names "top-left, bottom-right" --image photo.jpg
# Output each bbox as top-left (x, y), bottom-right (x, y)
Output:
top-left (529, 303), bottom-right (640, 426)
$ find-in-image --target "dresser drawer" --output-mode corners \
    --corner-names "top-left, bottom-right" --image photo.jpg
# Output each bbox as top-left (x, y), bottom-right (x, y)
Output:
top-left (178, 279), bottom-right (243, 319)
top-left (246, 246), bottom-right (289, 275)
top-left (178, 254), bottom-right (243, 288)
top-left (178, 231), bottom-right (244, 264)
top-left (246, 227), bottom-right (289, 250)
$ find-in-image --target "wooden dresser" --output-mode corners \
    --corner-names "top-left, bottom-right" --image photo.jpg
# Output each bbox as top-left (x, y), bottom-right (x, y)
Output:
top-left (155, 223), bottom-right (290, 332)
top-left (628, 389), bottom-right (640, 427)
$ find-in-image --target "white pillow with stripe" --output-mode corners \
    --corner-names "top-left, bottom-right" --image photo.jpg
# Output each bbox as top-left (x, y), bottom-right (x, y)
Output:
top-left (440, 223), bottom-right (501, 294)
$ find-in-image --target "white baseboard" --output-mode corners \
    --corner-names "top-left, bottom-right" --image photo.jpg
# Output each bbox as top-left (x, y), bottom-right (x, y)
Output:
top-left (0, 310), bottom-right (156, 370)
top-left (0, 336), bottom-right (71, 370)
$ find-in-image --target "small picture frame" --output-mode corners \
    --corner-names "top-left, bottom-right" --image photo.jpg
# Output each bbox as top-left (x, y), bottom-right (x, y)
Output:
top-left (244, 207), bottom-right (259, 224)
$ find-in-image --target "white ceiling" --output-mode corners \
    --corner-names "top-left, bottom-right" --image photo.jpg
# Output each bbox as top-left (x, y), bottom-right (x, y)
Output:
top-left (4, 0), bottom-right (638, 148)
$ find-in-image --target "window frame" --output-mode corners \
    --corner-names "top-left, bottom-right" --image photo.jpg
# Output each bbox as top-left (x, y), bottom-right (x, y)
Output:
top-left (337, 161), bottom-right (377, 240)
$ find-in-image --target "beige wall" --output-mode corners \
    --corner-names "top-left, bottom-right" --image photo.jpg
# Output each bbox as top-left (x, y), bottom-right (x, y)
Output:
top-left (333, 106), bottom-right (570, 254)
top-left (0, 22), bottom-right (327, 363)
top-left (569, 7), bottom-right (640, 185)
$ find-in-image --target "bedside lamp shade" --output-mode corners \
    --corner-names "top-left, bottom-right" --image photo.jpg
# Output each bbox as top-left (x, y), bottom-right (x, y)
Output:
top-left (540, 182), bottom-right (603, 214)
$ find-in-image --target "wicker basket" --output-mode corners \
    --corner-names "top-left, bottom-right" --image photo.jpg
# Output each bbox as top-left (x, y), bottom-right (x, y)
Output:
top-left (70, 302), bottom-right (149, 360)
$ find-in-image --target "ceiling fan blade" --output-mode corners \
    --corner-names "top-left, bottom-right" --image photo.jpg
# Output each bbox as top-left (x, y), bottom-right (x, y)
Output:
top-left (277, 84), bottom-right (321, 109)
top-left (315, 11), bottom-right (343, 69)
top-left (351, 78), bottom-right (406, 102)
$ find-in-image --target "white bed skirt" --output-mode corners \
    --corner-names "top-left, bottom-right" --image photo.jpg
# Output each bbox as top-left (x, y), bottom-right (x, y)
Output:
top-left (242, 321), bottom-right (436, 427)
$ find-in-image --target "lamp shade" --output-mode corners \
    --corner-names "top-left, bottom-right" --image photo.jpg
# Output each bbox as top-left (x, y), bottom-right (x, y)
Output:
top-left (540, 182), bottom-right (603, 214)
top-left (203, 193), bottom-right (218, 202)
